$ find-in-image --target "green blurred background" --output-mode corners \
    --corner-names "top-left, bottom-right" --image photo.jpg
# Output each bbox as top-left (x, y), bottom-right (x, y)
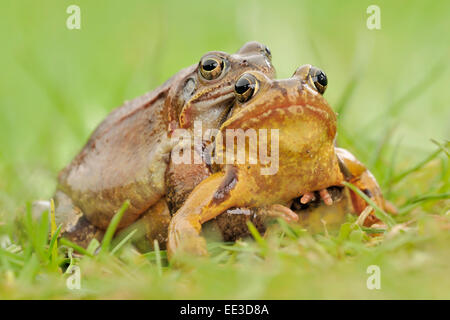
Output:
top-left (0, 0), bottom-right (449, 222)
top-left (0, 0), bottom-right (449, 300)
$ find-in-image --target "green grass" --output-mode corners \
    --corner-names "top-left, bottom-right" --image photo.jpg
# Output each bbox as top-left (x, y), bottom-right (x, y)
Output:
top-left (0, 0), bottom-right (449, 299)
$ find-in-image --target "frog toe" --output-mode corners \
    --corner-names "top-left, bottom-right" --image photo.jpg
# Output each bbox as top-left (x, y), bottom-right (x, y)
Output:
top-left (265, 204), bottom-right (299, 222)
top-left (168, 229), bottom-right (209, 260)
top-left (319, 189), bottom-right (334, 206)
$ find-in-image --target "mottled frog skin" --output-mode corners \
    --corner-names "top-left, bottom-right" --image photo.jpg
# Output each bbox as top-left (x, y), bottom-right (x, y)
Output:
top-left (47, 44), bottom-right (392, 256)
top-left (53, 42), bottom-right (275, 247)
top-left (167, 66), bottom-right (393, 258)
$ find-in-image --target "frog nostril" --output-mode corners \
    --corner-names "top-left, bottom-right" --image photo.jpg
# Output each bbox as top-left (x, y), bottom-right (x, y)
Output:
top-left (183, 78), bottom-right (196, 99)
top-left (240, 60), bottom-right (249, 67)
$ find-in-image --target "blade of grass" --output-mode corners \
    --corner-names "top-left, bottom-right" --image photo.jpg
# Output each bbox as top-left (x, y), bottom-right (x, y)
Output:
top-left (65, 248), bottom-right (75, 274)
top-left (246, 221), bottom-right (267, 256)
top-left (431, 139), bottom-right (450, 157)
top-left (211, 250), bottom-right (231, 263)
top-left (361, 226), bottom-right (387, 234)
top-left (0, 247), bottom-right (25, 267)
top-left (22, 202), bottom-right (49, 261)
top-left (276, 217), bottom-right (301, 239)
top-left (369, 124), bottom-right (397, 168)
top-left (60, 238), bottom-right (93, 257)
top-left (404, 192), bottom-right (450, 205)
top-left (0, 254), bottom-right (12, 272)
top-left (100, 200), bottom-right (130, 253)
top-left (218, 245), bottom-right (256, 253)
top-left (397, 192), bottom-right (450, 215)
top-left (367, 62), bottom-right (443, 128)
top-left (354, 206), bottom-right (374, 227)
top-left (15, 53), bottom-right (85, 139)
top-left (308, 36), bottom-right (323, 66)
top-left (384, 136), bottom-right (403, 197)
top-left (391, 141), bottom-right (448, 184)
top-left (49, 198), bottom-right (58, 265)
top-left (35, 208), bottom-right (49, 262)
top-left (440, 155), bottom-right (449, 184)
top-left (153, 240), bottom-right (162, 276)
top-left (86, 238), bottom-right (101, 256)
top-left (335, 76), bottom-right (358, 116)
top-left (110, 229), bottom-right (137, 255)
top-left (143, 250), bottom-right (167, 262)
top-left (22, 202), bottom-right (35, 260)
top-left (343, 181), bottom-right (396, 227)
top-left (18, 253), bottom-right (39, 284)
top-left (47, 224), bottom-right (62, 261)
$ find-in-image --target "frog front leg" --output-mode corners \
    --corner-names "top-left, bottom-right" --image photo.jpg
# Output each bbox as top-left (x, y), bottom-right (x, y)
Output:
top-left (167, 172), bottom-right (227, 258)
top-left (167, 167), bottom-right (303, 259)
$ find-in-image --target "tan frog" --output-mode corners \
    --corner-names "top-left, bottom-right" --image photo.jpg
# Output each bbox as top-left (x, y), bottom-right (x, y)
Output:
top-left (167, 65), bottom-right (393, 258)
top-left (52, 42), bottom-right (276, 247)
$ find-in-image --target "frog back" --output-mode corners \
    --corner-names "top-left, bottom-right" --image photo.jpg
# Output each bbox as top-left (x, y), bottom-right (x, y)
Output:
top-left (57, 67), bottom-right (193, 229)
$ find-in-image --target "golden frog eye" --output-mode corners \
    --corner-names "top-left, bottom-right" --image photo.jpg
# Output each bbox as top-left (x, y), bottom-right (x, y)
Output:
top-left (235, 73), bottom-right (259, 103)
top-left (199, 56), bottom-right (224, 80)
top-left (309, 67), bottom-right (328, 94)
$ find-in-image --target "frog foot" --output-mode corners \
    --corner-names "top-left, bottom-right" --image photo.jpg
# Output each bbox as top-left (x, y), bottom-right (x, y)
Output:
top-left (300, 189), bottom-right (334, 206)
top-left (264, 204), bottom-right (299, 222)
top-left (169, 228), bottom-right (209, 259)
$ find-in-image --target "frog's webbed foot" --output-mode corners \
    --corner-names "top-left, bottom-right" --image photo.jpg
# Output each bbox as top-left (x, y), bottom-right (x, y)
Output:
top-left (168, 169), bottom-right (303, 259)
top-left (300, 188), bottom-right (334, 206)
top-left (169, 225), bottom-right (209, 259)
top-left (263, 204), bottom-right (299, 222)
top-left (167, 207), bottom-right (211, 260)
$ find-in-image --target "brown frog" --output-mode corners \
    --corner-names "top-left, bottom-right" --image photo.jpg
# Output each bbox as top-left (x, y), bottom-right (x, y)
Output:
top-left (52, 42), bottom-right (276, 247)
top-left (167, 65), bottom-right (394, 258)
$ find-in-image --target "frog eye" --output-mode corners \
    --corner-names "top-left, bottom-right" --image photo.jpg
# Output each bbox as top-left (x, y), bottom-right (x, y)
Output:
top-left (199, 56), bottom-right (224, 80)
top-left (309, 67), bottom-right (328, 94)
top-left (235, 73), bottom-right (259, 103)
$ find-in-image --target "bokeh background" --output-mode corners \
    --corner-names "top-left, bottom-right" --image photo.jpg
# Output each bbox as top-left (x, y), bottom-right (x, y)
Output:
top-left (0, 0), bottom-right (449, 299)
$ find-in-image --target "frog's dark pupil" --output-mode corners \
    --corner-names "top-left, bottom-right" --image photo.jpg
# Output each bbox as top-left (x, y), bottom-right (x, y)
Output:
top-left (265, 46), bottom-right (271, 57)
top-left (235, 77), bottom-right (250, 94)
top-left (317, 72), bottom-right (327, 86)
top-left (203, 59), bottom-right (218, 71)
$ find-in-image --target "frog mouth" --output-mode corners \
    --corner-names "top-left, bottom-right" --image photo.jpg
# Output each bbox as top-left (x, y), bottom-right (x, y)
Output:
top-left (221, 88), bottom-right (335, 137)
top-left (179, 85), bottom-right (235, 128)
